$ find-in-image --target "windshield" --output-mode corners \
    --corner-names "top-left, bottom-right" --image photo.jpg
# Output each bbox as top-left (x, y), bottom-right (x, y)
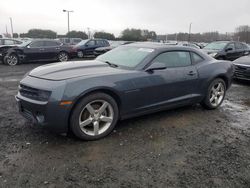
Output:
top-left (96, 46), bottom-right (154, 68)
top-left (204, 42), bottom-right (228, 50)
top-left (18, 40), bottom-right (32, 47)
top-left (75, 39), bottom-right (88, 46)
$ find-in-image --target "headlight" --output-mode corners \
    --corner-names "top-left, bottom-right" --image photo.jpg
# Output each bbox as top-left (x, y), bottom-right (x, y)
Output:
top-left (209, 53), bottom-right (218, 58)
top-left (38, 90), bottom-right (51, 101)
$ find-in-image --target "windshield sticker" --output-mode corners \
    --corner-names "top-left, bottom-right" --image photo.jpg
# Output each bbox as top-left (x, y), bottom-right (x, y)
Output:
top-left (138, 48), bottom-right (154, 53)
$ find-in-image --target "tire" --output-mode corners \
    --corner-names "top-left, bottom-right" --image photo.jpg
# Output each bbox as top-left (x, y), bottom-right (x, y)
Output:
top-left (70, 92), bottom-right (119, 140)
top-left (77, 50), bottom-right (84, 58)
top-left (4, 53), bottom-right (19, 66)
top-left (58, 52), bottom-right (69, 62)
top-left (201, 78), bottom-right (226, 110)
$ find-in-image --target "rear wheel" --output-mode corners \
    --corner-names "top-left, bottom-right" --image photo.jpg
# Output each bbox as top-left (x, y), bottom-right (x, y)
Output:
top-left (58, 52), bottom-right (69, 62)
top-left (201, 78), bottom-right (226, 109)
top-left (70, 93), bottom-right (119, 140)
top-left (4, 53), bottom-right (19, 66)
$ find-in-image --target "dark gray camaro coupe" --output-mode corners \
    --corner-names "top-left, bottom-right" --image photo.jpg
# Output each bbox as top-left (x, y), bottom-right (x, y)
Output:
top-left (16, 43), bottom-right (234, 140)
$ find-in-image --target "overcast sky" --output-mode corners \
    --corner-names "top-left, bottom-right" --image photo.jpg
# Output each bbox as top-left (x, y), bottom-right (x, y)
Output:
top-left (1, 0), bottom-right (250, 36)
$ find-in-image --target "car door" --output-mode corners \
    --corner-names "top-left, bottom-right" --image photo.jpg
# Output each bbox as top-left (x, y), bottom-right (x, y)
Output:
top-left (43, 41), bottom-right (62, 60)
top-left (23, 41), bottom-right (45, 61)
top-left (235, 42), bottom-right (245, 59)
top-left (85, 40), bottom-right (97, 55)
top-left (132, 51), bottom-right (199, 111)
top-left (225, 42), bottom-right (237, 61)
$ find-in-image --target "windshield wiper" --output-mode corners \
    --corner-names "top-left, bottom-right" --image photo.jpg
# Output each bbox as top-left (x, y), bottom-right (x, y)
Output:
top-left (103, 61), bottom-right (118, 68)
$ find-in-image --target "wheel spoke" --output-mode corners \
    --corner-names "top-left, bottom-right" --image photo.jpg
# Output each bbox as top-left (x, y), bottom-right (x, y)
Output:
top-left (216, 83), bottom-right (222, 91)
top-left (215, 97), bottom-right (219, 105)
top-left (80, 118), bottom-right (92, 128)
top-left (211, 87), bottom-right (216, 93)
top-left (93, 121), bottom-right (99, 136)
top-left (218, 91), bottom-right (224, 96)
top-left (100, 115), bottom-right (112, 123)
top-left (86, 104), bottom-right (95, 115)
top-left (98, 102), bottom-right (108, 114)
top-left (210, 94), bottom-right (215, 103)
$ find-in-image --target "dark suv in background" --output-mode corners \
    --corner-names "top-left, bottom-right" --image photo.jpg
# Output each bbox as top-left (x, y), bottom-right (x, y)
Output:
top-left (73, 39), bottom-right (109, 58)
top-left (3, 39), bottom-right (76, 66)
top-left (203, 41), bottom-right (250, 61)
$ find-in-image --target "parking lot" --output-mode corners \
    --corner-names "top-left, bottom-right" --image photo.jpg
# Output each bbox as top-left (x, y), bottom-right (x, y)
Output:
top-left (0, 61), bottom-right (250, 187)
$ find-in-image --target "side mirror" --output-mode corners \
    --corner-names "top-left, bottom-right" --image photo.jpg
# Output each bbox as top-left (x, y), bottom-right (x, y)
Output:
top-left (26, 45), bottom-right (30, 49)
top-left (146, 62), bottom-right (167, 72)
top-left (85, 44), bottom-right (89, 47)
top-left (225, 47), bottom-right (233, 52)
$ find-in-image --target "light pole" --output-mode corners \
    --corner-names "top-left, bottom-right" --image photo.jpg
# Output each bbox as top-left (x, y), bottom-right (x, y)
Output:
top-left (63, 9), bottom-right (73, 33)
top-left (188, 22), bottom-right (192, 42)
top-left (9, 17), bottom-right (14, 38)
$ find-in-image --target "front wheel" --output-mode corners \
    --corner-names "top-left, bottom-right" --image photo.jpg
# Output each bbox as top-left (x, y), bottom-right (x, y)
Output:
top-left (77, 50), bottom-right (84, 58)
top-left (70, 93), bottom-right (119, 140)
top-left (201, 78), bottom-right (226, 110)
top-left (4, 53), bottom-right (19, 66)
top-left (58, 52), bottom-right (69, 62)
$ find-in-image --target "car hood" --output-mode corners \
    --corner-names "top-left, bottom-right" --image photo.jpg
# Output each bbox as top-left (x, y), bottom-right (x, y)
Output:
top-left (29, 60), bottom-right (127, 81)
top-left (202, 49), bottom-right (219, 54)
top-left (233, 55), bottom-right (250, 66)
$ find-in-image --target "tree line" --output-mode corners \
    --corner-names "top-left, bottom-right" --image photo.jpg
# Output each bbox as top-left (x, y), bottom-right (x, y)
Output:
top-left (12, 25), bottom-right (250, 43)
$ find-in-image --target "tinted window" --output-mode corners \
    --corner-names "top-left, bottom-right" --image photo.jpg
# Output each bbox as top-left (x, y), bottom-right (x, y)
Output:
top-left (96, 40), bottom-right (104, 46)
top-left (242, 43), bottom-right (249, 49)
top-left (5, 39), bottom-right (15, 45)
top-left (235, 42), bottom-right (244, 50)
top-left (0, 39), bottom-right (3, 45)
top-left (153, 51), bottom-right (192, 67)
top-left (191, 52), bottom-right (204, 64)
top-left (44, 41), bottom-right (60, 47)
top-left (73, 39), bottom-right (82, 44)
top-left (226, 43), bottom-right (235, 50)
top-left (29, 41), bottom-right (45, 47)
top-left (87, 40), bottom-right (95, 46)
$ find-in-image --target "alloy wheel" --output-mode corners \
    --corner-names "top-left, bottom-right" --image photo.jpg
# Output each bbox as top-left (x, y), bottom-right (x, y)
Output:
top-left (78, 100), bottom-right (114, 136)
top-left (58, 52), bottom-right (68, 62)
top-left (77, 51), bottom-right (84, 58)
top-left (209, 82), bottom-right (225, 107)
top-left (6, 54), bottom-right (18, 66)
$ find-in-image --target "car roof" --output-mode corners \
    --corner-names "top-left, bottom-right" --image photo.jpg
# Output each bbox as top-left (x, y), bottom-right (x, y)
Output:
top-left (31, 39), bottom-right (59, 42)
top-left (125, 42), bottom-right (201, 51)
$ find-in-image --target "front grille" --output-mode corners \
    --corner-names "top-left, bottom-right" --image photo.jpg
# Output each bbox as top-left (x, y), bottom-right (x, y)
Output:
top-left (234, 65), bottom-right (250, 80)
top-left (19, 84), bottom-right (51, 102)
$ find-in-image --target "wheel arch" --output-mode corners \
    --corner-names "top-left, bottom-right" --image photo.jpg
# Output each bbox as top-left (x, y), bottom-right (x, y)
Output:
top-left (213, 74), bottom-right (229, 89)
top-left (67, 87), bottom-right (122, 130)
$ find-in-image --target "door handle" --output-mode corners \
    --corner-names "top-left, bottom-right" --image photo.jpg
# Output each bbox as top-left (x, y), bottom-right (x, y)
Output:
top-left (187, 71), bottom-right (196, 76)
top-left (39, 48), bottom-right (45, 51)
top-left (55, 47), bottom-right (60, 50)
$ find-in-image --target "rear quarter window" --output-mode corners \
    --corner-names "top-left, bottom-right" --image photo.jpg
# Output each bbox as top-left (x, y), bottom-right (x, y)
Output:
top-left (191, 52), bottom-right (204, 64)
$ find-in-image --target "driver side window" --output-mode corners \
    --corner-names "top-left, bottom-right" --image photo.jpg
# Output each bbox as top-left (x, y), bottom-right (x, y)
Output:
top-left (153, 51), bottom-right (192, 67)
top-left (86, 40), bottom-right (96, 46)
top-left (29, 41), bottom-right (44, 48)
top-left (226, 43), bottom-right (235, 51)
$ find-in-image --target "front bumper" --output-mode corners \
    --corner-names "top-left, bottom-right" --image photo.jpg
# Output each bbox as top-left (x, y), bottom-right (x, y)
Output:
top-left (16, 76), bottom-right (70, 134)
top-left (16, 93), bottom-right (70, 134)
top-left (234, 64), bottom-right (250, 81)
